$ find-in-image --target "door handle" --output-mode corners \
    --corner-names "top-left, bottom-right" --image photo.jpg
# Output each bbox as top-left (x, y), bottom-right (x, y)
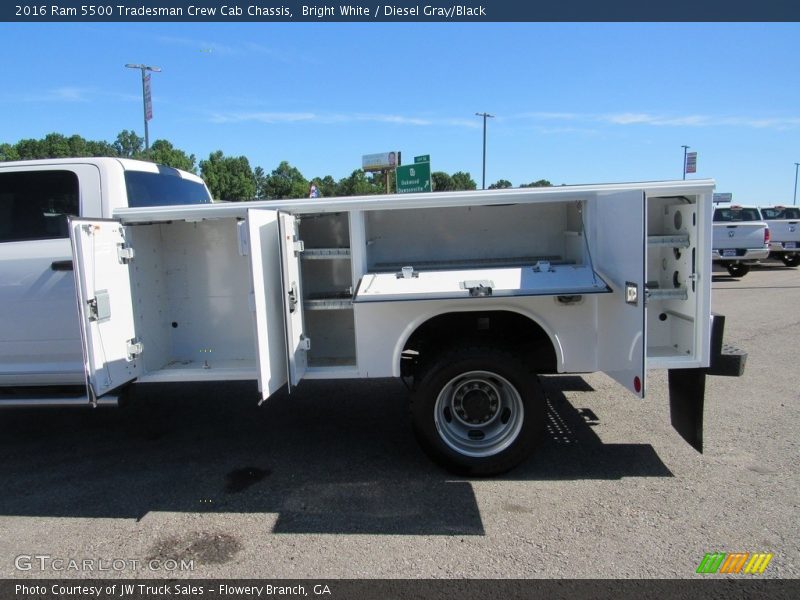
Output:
top-left (51, 260), bottom-right (74, 271)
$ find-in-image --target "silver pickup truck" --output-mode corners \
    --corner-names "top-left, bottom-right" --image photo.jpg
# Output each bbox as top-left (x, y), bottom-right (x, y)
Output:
top-left (758, 206), bottom-right (800, 267)
top-left (712, 206), bottom-right (769, 277)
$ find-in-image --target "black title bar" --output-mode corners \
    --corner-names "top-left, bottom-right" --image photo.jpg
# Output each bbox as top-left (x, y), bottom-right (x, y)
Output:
top-left (4, 1), bottom-right (800, 22)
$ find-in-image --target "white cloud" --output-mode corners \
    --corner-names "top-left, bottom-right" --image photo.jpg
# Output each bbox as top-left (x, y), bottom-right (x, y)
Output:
top-left (518, 111), bottom-right (800, 130)
top-left (206, 111), bottom-right (480, 128)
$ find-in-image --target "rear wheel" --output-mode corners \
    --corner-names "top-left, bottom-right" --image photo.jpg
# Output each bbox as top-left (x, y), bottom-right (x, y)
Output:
top-left (782, 255), bottom-right (800, 267)
top-left (726, 263), bottom-right (750, 277)
top-left (410, 346), bottom-right (545, 476)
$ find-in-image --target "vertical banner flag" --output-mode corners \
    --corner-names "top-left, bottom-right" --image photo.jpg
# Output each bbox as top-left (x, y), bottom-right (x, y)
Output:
top-left (686, 151), bottom-right (697, 174)
top-left (144, 73), bottom-right (153, 121)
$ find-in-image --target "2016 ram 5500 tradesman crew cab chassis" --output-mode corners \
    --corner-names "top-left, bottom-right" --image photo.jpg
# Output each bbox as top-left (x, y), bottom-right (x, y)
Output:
top-left (0, 159), bottom-right (745, 475)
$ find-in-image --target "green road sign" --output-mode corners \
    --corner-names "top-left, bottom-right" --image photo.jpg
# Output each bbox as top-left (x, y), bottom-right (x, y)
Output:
top-left (397, 162), bottom-right (431, 194)
top-left (414, 155), bottom-right (430, 164)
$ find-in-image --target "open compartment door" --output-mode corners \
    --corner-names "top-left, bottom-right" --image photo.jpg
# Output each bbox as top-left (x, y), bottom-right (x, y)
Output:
top-left (592, 190), bottom-right (647, 397)
top-left (247, 209), bottom-right (290, 402)
top-left (69, 218), bottom-right (141, 399)
top-left (277, 212), bottom-right (308, 389)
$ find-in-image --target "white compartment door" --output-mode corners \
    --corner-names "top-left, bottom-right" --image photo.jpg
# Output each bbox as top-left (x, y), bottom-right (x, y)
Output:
top-left (248, 209), bottom-right (290, 401)
top-left (593, 190), bottom-right (647, 397)
top-left (69, 218), bottom-right (141, 398)
top-left (278, 212), bottom-right (308, 390)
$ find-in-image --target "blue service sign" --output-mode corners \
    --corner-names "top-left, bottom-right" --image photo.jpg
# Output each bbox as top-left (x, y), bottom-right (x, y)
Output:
top-left (4, 1), bottom-right (798, 22)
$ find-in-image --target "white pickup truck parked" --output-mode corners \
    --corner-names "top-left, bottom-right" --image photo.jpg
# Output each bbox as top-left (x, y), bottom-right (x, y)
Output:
top-left (0, 158), bottom-right (211, 389)
top-left (1, 160), bottom-right (746, 475)
top-left (757, 206), bottom-right (800, 267)
top-left (712, 205), bottom-right (769, 277)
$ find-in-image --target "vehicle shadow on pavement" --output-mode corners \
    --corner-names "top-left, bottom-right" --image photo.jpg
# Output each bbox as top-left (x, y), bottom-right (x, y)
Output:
top-left (0, 377), bottom-right (670, 535)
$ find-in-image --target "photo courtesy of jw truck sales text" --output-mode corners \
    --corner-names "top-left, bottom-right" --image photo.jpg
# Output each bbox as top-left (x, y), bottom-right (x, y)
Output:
top-left (0, 158), bottom-right (746, 475)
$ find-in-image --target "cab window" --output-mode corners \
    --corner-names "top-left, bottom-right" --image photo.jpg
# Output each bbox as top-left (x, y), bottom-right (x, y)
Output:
top-left (0, 170), bottom-right (79, 242)
top-left (124, 170), bottom-right (211, 208)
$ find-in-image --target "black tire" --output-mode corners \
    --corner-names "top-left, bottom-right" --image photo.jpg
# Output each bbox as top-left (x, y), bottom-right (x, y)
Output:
top-left (410, 345), bottom-right (546, 476)
top-left (726, 263), bottom-right (750, 277)
top-left (782, 255), bottom-right (800, 268)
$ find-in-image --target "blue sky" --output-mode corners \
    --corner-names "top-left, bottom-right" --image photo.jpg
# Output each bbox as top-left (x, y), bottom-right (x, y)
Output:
top-left (1, 22), bottom-right (798, 203)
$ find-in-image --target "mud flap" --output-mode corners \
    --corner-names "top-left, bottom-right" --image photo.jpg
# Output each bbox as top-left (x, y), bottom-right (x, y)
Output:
top-left (668, 368), bottom-right (705, 453)
top-left (668, 314), bottom-right (747, 453)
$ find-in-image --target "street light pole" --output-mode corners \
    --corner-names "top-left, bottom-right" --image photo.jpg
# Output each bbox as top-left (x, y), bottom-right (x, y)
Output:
top-left (125, 63), bottom-right (161, 154)
top-left (682, 145), bottom-right (690, 180)
top-left (794, 162), bottom-right (800, 206)
top-left (475, 112), bottom-right (494, 190)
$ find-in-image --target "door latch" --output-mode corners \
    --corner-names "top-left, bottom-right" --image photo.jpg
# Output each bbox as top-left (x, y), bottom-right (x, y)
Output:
top-left (126, 338), bottom-right (143, 360)
top-left (299, 335), bottom-right (311, 351)
top-left (625, 282), bottom-right (639, 306)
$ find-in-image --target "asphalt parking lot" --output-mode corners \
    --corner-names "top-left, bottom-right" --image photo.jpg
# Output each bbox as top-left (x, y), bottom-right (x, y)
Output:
top-left (1, 263), bottom-right (798, 579)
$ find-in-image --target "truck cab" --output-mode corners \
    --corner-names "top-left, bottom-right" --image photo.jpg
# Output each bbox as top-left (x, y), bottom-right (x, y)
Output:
top-left (0, 158), bottom-right (211, 394)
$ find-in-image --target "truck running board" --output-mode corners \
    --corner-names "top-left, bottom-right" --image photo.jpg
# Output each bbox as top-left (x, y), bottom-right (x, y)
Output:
top-left (0, 394), bottom-right (119, 408)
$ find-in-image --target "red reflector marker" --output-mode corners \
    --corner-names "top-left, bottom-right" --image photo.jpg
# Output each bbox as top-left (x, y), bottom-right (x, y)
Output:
top-left (634, 376), bottom-right (642, 393)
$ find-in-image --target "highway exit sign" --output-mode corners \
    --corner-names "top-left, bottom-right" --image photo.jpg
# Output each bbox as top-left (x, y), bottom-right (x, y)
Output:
top-left (396, 162), bottom-right (431, 194)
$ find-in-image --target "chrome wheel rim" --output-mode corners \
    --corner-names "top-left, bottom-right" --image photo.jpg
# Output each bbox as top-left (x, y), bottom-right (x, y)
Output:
top-left (434, 370), bottom-right (524, 458)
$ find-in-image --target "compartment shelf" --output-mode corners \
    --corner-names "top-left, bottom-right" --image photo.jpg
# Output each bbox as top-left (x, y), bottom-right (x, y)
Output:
top-left (302, 248), bottom-right (351, 260)
top-left (305, 298), bottom-right (353, 311)
top-left (645, 286), bottom-right (688, 301)
top-left (372, 254), bottom-right (566, 272)
top-left (647, 234), bottom-right (690, 248)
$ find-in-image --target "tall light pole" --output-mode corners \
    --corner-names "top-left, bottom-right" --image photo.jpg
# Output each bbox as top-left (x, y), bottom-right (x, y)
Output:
top-left (794, 162), bottom-right (799, 206)
top-left (475, 112), bottom-right (494, 190)
top-left (125, 63), bottom-right (161, 154)
top-left (681, 145), bottom-right (690, 180)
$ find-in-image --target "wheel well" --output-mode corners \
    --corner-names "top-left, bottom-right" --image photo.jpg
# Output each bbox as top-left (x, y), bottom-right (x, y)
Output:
top-left (401, 310), bottom-right (557, 378)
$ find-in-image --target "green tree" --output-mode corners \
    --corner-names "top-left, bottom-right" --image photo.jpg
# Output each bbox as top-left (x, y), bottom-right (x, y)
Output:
top-left (451, 171), bottom-right (477, 191)
top-left (114, 130), bottom-right (144, 158)
top-left (263, 161), bottom-right (308, 199)
top-left (253, 166), bottom-right (267, 200)
top-left (317, 175), bottom-right (337, 198)
top-left (148, 139), bottom-right (196, 172)
top-left (336, 169), bottom-right (383, 196)
top-left (199, 150), bottom-right (256, 201)
top-left (488, 179), bottom-right (513, 189)
top-left (0, 143), bottom-right (19, 161)
top-left (520, 179), bottom-right (552, 188)
top-left (431, 171), bottom-right (453, 192)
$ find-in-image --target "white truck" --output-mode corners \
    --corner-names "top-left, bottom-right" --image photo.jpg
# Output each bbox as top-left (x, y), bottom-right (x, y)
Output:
top-left (0, 158), bottom-right (211, 388)
top-left (757, 206), bottom-right (800, 267)
top-left (1, 159), bottom-right (746, 475)
top-left (712, 205), bottom-right (769, 277)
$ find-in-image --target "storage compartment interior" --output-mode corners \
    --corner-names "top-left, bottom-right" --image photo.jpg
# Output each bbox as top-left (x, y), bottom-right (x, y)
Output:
top-left (645, 196), bottom-right (700, 361)
top-left (356, 200), bottom-right (606, 301)
top-left (127, 218), bottom-right (257, 380)
top-left (297, 213), bottom-right (356, 368)
top-left (364, 202), bottom-right (586, 271)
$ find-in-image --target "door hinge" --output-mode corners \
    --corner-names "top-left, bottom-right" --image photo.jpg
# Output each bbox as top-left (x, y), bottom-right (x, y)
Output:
top-left (237, 220), bottom-right (250, 256)
top-left (299, 335), bottom-right (311, 351)
top-left (288, 282), bottom-right (298, 313)
top-left (117, 245), bottom-right (135, 264)
top-left (293, 240), bottom-right (305, 256)
top-left (126, 338), bottom-right (143, 361)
